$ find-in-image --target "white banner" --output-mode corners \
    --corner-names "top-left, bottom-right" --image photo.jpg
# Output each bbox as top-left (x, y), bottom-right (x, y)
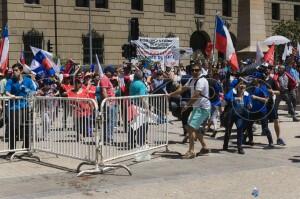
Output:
top-left (132, 37), bottom-right (180, 70)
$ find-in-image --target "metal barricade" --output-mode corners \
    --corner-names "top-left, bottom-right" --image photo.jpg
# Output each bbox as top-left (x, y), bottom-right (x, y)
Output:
top-left (32, 96), bottom-right (99, 173)
top-left (1, 95), bottom-right (171, 177)
top-left (77, 94), bottom-right (169, 176)
top-left (0, 96), bottom-right (33, 157)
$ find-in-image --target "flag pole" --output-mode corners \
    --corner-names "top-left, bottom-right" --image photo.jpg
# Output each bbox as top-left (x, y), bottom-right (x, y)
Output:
top-left (212, 11), bottom-right (219, 64)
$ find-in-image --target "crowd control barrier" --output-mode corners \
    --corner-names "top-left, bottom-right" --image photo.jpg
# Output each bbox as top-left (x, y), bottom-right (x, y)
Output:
top-left (77, 94), bottom-right (170, 176)
top-left (0, 95), bottom-right (171, 177)
top-left (0, 97), bottom-right (34, 157)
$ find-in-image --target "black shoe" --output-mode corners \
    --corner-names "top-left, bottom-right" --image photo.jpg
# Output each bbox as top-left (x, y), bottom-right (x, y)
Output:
top-left (293, 117), bottom-right (299, 122)
top-left (223, 145), bottom-right (228, 151)
top-left (276, 138), bottom-right (286, 146)
top-left (238, 148), bottom-right (245, 155)
top-left (268, 143), bottom-right (275, 148)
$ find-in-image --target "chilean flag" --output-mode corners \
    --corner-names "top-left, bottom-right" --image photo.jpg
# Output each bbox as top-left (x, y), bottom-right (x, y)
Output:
top-left (0, 25), bottom-right (9, 74)
top-left (30, 50), bottom-right (55, 77)
top-left (215, 16), bottom-right (239, 71)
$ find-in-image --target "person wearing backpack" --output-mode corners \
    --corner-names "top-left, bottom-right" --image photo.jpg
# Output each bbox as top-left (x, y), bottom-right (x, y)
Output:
top-left (168, 64), bottom-right (211, 159)
top-left (274, 65), bottom-right (299, 122)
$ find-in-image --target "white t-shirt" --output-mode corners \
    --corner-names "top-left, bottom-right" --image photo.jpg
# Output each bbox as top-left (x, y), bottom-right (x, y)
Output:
top-left (185, 76), bottom-right (211, 109)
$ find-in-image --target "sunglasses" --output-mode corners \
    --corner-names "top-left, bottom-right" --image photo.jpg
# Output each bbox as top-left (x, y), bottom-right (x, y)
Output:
top-left (191, 69), bottom-right (200, 72)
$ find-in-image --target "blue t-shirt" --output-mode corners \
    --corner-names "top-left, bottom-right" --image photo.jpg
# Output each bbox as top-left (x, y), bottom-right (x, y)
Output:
top-left (5, 76), bottom-right (36, 110)
top-left (129, 79), bottom-right (148, 96)
top-left (249, 84), bottom-right (269, 114)
top-left (225, 88), bottom-right (252, 117)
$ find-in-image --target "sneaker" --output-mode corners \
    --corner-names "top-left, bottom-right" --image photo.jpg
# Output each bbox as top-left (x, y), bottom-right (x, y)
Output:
top-left (277, 138), bottom-right (286, 146)
top-left (238, 148), bottom-right (245, 155)
top-left (293, 117), bottom-right (299, 122)
top-left (268, 143), bottom-right (275, 148)
top-left (182, 151), bottom-right (196, 159)
top-left (199, 148), bottom-right (210, 155)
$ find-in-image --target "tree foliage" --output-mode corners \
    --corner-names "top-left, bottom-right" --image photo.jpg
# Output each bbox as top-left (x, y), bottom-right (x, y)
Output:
top-left (273, 20), bottom-right (300, 45)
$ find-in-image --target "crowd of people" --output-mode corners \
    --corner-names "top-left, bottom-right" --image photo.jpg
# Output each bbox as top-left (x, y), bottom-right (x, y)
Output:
top-left (2, 54), bottom-right (300, 158)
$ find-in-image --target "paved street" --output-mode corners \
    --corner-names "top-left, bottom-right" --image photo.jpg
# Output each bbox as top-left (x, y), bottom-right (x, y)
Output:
top-left (0, 110), bottom-right (300, 199)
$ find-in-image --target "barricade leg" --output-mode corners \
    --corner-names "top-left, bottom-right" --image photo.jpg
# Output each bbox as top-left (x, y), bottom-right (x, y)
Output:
top-left (76, 147), bottom-right (132, 177)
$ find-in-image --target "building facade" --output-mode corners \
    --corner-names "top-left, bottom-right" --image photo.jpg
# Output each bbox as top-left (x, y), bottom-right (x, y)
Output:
top-left (1, 0), bottom-right (239, 65)
top-left (0, 0), bottom-right (299, 66)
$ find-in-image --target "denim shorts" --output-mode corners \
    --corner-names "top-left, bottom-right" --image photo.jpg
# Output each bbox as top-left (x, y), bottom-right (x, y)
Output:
top-left (187, 108), bottom-right (210, 130)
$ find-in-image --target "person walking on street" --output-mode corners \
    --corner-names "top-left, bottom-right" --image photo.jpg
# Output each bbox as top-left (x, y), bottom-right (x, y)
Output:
top-left (169, 64), bottom-right (211, 159)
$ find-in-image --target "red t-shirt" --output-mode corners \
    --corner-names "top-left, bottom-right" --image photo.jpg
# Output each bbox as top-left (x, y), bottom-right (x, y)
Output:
top-left (87, 85), bottom-right (96, 99)
top-left (61, 84), bottom-right (73, 92)
top-left (67, 88), bottom-right (93, 117)
top-left (99, 75), bottom-right (115, 97)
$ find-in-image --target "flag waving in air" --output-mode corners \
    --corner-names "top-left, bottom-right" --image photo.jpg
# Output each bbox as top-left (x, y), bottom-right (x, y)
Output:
top-left (215, 16), bottom-right (239, 71)
top-left (0, 25), bottom-right (9, 74)
top-left (30, 50), bottom-right (55, 78)
top-left (264, 44), bottom-right (275, 65)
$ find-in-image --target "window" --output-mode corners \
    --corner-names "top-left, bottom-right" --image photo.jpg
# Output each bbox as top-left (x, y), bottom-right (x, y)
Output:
top-left (96, 0), bottom-right (108, 8)
top-left (82, 30), bottom-right (104, 64)
top-left (222, 0), bottom-right (232, 17)
top-left (272, 3), bottom-right (280, 20)
top-left (76, 0), bottom-right (88, 7)
top-left (23, 29), bottom-right (44, 64)
top-left (132, 0), bottom-right (143, 11)
top-left (295, 5), bottom-right (300, 21)
top-left (24, 0), bottom-right (40, 4)
top-left (164, 0), bottom-right (175, 13)
top-left (195, 0), bottom-right (205, 15)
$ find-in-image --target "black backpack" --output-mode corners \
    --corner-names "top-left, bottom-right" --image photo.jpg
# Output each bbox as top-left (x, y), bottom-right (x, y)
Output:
top-left (187, 76), bottom-right (219, 101)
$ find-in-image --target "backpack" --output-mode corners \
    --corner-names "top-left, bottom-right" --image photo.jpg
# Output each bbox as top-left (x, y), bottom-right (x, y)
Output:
top-left (187, 76), bottom-right (220, 100)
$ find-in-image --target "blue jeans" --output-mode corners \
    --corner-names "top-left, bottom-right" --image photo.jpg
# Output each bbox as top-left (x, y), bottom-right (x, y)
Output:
top-left (104, 105), bottom-right (117, 141)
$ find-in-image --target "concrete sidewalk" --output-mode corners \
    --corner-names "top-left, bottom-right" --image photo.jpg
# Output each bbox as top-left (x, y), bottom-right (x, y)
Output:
top-left (0, 111), bottom-right (300, 198)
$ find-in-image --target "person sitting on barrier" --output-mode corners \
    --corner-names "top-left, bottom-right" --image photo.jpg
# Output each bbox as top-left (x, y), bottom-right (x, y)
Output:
top-left (67, 78), bottom-right (94, 141)
top-left (5, 63), bottom-right (36, 158)
top-left (168, 63), bottom-right (211, 159)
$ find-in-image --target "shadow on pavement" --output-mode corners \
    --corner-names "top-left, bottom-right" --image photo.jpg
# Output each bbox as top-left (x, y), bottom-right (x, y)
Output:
top-left (289, 157), bottom-right (300, 163)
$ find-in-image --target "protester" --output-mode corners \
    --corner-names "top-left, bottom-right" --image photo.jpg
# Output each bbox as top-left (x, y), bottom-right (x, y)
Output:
top-left (100, 66), bottom-right (117, 144)
top-left (274, 65), bottom-right (299, 122)
top-left (5, 63), bottom-right (36, 157)
top-left (169, 63), bottom-right (211, 159)
top-left (67, 78), bottom-right (93, 141)
top-left (223, 79), bottom-right (252, 154)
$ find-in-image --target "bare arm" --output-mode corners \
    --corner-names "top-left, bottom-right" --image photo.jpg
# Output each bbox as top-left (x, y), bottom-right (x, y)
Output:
top-left (169, 85), bottom-right (189, 97)
top-left (252, 95), bottom-right (268, 103)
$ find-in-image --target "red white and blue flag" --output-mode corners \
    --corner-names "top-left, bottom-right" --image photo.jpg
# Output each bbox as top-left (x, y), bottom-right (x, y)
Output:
top-left (30, 50), bottom-right (55, 78)
top-left (0, 25), bottom-right (9, 74)
top-left (215, 16), bottom-right (239, 71)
